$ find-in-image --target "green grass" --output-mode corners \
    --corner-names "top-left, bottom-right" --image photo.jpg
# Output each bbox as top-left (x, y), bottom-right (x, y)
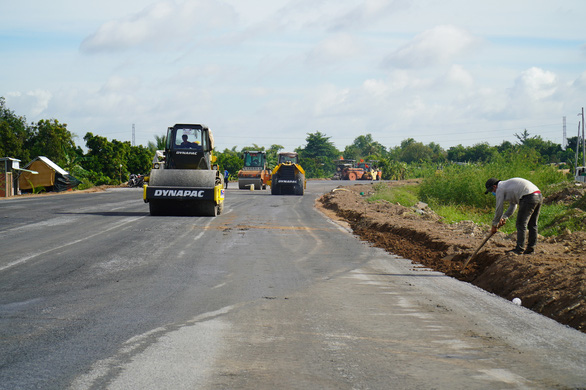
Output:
top-left (367, 183), bottom-right (419, 207)
top-left (366, 159), bottom-right (585, 237)
top-left (428, 202), bottom-right (579, 237)
top-left (539, 204), bottom-right (586, 236)
top-left (418, 153), bottom-right (568, 209)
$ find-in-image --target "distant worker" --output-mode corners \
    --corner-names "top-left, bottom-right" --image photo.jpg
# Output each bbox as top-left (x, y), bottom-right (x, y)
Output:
top-left (484, 177), bottom-right (542, 255)
top-left (224, 169), bottom-right (229, 189)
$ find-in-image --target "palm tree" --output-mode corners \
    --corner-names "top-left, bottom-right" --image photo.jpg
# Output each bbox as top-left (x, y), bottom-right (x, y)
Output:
top-left (148, 134), bottom-right (167, 153)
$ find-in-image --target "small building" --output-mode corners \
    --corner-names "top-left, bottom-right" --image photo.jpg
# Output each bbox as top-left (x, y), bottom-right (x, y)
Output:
top-left (1, 157), bottom-right (22, 197)
top-left (18, 156), bottom-right (80, 193)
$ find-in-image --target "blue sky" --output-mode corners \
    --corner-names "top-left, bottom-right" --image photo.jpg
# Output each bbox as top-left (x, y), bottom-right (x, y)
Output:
top-left (1, 0), bottom-right (585, 152)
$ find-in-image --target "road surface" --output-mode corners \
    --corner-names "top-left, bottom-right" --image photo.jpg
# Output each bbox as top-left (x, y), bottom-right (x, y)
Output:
top-left (0, 181), bottom-right (585, 389)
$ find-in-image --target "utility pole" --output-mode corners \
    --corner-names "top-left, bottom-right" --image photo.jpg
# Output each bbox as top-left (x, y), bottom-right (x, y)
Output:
top-left (578, 107), bottom-right (586, 167)
top-left (132, 124), bottom-right (135, 147)
top-left (575, 107), bottom-right (586, 183)
top-left (575, 122), bottom-right (580, 171)
top-left (562, 116), bottom-right (567, 150)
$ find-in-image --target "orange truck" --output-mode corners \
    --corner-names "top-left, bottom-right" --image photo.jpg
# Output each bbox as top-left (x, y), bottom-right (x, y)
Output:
top-left (237, 151), bottom-right (271, 190)
top-left (334, 158), bottom-right (382, 180)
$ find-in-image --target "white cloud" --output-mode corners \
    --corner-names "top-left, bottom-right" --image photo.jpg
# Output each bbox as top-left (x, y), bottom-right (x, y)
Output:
top-left (306, 33), bottom-right (362, 65)
top-left (100, 76), bottom-right (143, 93)
top-left (6, 90), bottom-right (52, 117)
top-left (509, 67), bottom-right (557, 101)
top-left (443, 64), bottom-right (474, 88)
top-left (362, 78), bottom-right (388, 97)
top-left (382, 25), bottom-right (481, 69)
top-left (313, 84), bottom-right (351, 117)
top-left (2, 0), bottom-right (586, 151)
top-left (80, 0), bottom-right (237, 52)
top-left (329, 0), bottom-right (412, 30)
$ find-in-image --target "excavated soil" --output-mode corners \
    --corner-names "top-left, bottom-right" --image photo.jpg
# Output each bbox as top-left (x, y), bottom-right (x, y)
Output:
top-left (317, 180), bottom-right (586, 333)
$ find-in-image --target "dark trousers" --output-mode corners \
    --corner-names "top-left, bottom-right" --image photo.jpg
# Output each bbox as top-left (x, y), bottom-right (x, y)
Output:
top-left (515, 193), bottom-right (542, 251)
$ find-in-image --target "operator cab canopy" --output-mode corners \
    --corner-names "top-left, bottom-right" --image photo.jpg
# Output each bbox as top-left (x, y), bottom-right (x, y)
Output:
top-left (279, 152), bottom-right (299, 164)
top-left (175, 126), bottom-right (203, 149)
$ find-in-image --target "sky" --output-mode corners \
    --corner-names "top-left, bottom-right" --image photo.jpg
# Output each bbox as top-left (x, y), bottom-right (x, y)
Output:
top-left (1, 0), bottom-right (585, 153)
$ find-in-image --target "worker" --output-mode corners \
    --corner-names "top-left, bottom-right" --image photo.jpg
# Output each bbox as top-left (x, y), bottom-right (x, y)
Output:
top-left (180, 134), bottom-right (199, 148)
top-left (224, 169), bottom-right (229, 189)
top-left (484, 177), bottom-right (543, 255)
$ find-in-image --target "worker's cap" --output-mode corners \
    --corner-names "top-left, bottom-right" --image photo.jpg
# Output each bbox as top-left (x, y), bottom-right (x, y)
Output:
top-left (484, 178), bottom-right (499, 194)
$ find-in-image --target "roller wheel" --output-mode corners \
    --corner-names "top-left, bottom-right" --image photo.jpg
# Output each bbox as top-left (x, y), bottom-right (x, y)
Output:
top-left (202, 201), bottom-right (218, 217)
top-left (149, 200), bottom-right (164, 216)
top-left (295, 174), bottom-right (305, 195)
top-left (348, 172), bottom-right (357, 180)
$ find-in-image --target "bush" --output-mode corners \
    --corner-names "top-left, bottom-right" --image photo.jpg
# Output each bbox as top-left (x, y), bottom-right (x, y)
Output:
top-left (419, 153), bottom-right (567, 209)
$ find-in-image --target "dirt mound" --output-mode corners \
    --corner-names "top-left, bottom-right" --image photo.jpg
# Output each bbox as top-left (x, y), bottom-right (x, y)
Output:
top-left (317, 181), bottom-right (585, 333)
top-left (543, 182), bottom-right (586, 206)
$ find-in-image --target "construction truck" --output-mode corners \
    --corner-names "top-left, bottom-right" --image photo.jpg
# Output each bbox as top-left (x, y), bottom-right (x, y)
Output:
top-left (269, 152), bottom-right (306, 195)
top-left (357, 160), bottom-right (382, 180)
top-left (143, 124), bottom-right (224, 216)
top-left (332, 159), bottom-right (355, 180)
top-left (237, 151), bottom-right (271, 190)
top-left (337, 159), bottom-right (381, 180)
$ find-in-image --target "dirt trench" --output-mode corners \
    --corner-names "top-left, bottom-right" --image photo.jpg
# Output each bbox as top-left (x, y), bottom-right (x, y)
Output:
top-left (317, 181), bottom-right (585, 333)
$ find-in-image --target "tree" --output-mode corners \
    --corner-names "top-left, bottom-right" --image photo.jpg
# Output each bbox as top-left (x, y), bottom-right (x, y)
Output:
top-left (447, 144), bottom-right (467, 162)
top-left (127, 145), bottom-right (153, 175)
top-left (400, 138), bottom-right (417, 149)
top-left (241, 144), bottom-right (264, 153)
top-left (83, 132), bottom-right (132, 184)
top-left (26, 119), bottom-right (77, 167)
top-left (378, 159), bottom-right (408, 180)
top-left (565, 136), bottom-right (584, 169)
top-left (216, 147), bottom-right (243, 177)
top-left (147, 134), bottom-right (166, 152)
top-left (497, 140), bottom-right (515, 154)
top-left (522, 136), bottom-right (562, 163)
top-left (400, 141), bottom-right (433, 163)
top-left (514, 129), bottom-right (531, 145)
top-left (0, 97), bottom-right (31, 162)
top-left (61, 145), bottom-right (88, 179)
top-left (297, 131), bottom-right (340, 178)
top-left (265, 144), bottom-right (284, 169)
top-left (299, 132), bottom-right (339, 159)
top-left (467, 142), bottom-right (496, 162)
top-left (343, 134), bottom-right (386, 160)
top-left (426, 142), bottom-right (447, 163)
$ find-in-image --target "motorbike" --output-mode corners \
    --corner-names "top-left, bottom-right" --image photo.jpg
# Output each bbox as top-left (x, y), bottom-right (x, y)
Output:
top-left (128, 174), bottom-right (144, 188)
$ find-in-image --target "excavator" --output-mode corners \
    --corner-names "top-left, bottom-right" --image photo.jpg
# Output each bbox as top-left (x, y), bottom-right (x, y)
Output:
top-left (143, 124), bottom-right (224, 216)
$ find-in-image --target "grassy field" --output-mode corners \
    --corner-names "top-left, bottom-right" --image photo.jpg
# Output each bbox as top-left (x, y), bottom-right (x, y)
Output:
top-left (368, 155), bottom-right (585, 237)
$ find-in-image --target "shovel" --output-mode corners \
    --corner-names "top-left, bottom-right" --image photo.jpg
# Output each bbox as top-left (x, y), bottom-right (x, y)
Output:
top-left (462, 231), bottom-right (495, 269)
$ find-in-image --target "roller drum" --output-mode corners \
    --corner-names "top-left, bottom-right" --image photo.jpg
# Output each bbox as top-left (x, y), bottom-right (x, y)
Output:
top-left (238, 177), bottom-right (263, 190)
top-left (149, 169), bottom-right (217, 188)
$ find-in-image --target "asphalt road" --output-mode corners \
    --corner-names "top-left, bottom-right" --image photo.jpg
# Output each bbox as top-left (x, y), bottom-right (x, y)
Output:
top-left (0, 181), bottom-right (585, 389)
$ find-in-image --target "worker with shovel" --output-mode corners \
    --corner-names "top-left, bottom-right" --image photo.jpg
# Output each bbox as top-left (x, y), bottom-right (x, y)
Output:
top-left (485, 177), bottom-right (543, 255)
